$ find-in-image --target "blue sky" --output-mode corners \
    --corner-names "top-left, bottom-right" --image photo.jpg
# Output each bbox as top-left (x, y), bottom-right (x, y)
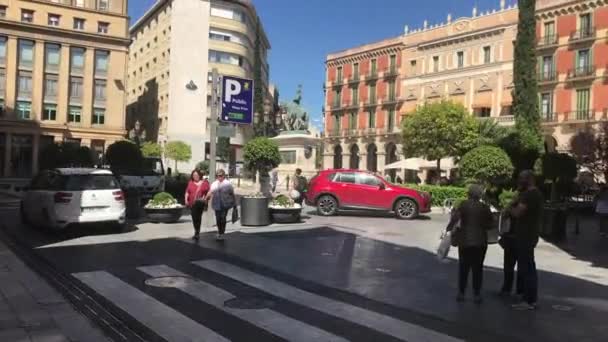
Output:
top-left (129, 0), bottom-right (510, 130)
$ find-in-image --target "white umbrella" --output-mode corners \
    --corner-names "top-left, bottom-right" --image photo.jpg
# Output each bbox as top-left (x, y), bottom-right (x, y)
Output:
top-left (384, 157), bottom-right (457, 171)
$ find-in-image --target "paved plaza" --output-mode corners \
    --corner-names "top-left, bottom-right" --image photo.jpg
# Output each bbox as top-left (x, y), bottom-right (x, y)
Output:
top-left (1, 195), bottom-right (608, 341)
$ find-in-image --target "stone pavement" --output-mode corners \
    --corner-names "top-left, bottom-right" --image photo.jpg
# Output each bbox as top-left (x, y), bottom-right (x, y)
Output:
top-left (0, 239), bottom-right (108, 342)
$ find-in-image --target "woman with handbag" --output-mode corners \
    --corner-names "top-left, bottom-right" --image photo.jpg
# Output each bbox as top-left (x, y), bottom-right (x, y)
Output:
top-left (206, 169), bottom-right (236, 241)
top-left (447, 184), bottom-right (493, 304)
top-left (184, 170), bottom-right (210, 241)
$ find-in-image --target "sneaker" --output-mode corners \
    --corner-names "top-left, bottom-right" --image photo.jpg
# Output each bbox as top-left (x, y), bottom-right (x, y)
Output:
top-left (474, 295), bottom-right (483, 304)
top-left (511, 302), bottom-right (537, 310)
top-left (456, 293), bottom-right (465, 302)
top-left (192, 234), bottom-right (200, 241)
top-left (216, 234), bottom-right (225, 241)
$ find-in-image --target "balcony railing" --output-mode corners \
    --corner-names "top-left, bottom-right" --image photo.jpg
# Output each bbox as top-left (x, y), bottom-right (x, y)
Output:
top-left (538, 69), bottom-right (557, 83)
top-left (541, 112), bottom-right (558, 123)
top-left (569, 28), bottom-right (596, 42)
top-left (565, 109), bottom-right (594, 121)
top-left (333, 78), bottom-right (344, 87)
top-left (384, 66), bottom-right (398, 77)
top-left (366, 70), bottom-right (379, 82)
top-left (383, 95), bottom-right (401, 105)
top-left (332, 101), bottom-right (342, 111)
top-left (346, 129), bottom-right (359, 137)
top-left (537, 35), bottom-right (558, 48)
top-left (328, 129), bottom-right (341, 137)
top-left (348, 74), bottom-right (360, 84)
top-left (364, 98), bottom-right (377, 107)
top-left (567, 65), bottom-right (595, 80)
top-left (346, 101), bottom-right (359, 110)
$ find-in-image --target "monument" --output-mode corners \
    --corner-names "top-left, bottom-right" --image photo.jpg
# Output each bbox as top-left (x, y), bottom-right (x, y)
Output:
top-left (271, 86), bottom-right (321, 185)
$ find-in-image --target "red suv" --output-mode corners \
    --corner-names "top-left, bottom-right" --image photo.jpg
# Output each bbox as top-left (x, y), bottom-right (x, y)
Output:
top-left (305, 169), bottom-right (431, 219)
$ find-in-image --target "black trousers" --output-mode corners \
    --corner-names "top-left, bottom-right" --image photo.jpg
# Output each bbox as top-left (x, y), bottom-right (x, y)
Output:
top-left (458, 246), bottom-right (488, 296)
top-left (501, 241), bottom-right (524, 294)
top-left (190, 201), bottom-right (205, 235)
top-left (517, 244), bottom-right (538, 304)
top-left (215, 209), bottom-right (228, 234)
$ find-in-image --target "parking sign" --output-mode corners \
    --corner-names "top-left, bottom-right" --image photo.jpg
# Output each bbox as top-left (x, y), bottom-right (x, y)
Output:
top-left (221, 76), bottom-right (254, 125)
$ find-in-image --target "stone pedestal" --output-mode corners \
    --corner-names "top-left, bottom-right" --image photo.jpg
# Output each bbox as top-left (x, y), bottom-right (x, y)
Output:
top-left (271, 132), bottom-right (321, 187)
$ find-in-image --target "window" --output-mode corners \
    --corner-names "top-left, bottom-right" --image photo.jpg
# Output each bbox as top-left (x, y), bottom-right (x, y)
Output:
top-left (98, 22), bottom-right (109, 34)
top-left (577, 49), bottom-right (591, 70)
top-left (334, 114), bottom-right (341, 131)
top-left (0, 70), bottom-right (5, 94)
top-left (94, 79), bottom-right (106, 102)
top-left (279, 151), bottom-right (296, 164)
top-left (209, 29), bottom-right (249, 47)
top-left (432, 56), bottom-right (439, 72)
top-left (388, 80), bottom-right (396, 101)
top-left (45, 44), bottom-right (60, 72)
top-left (334, 89), bottom-right (341, 106)
top-left (0, 37), bottom-right (6, 64)
top-left (368, 109), bottom-right (376, 128)
top-left (483, 46), bottom-right (491, 64)
top-left (98, 0), bottom-right (110, 11)
top-left (352, 86), bottom-right (358, 105)
top-left (68, 106), bottom-right (81, 123)
top-left (353, 63), bottom-right (359, 79)
top-left (74, 18), bottom-right (85, 30)
top-left (48, 14), bottom-right (60, 26)
top-left (369, 83), bottom-right (376, 103)
top-left (16, 101), bottom-right (31, 119)
top-left (540, 55), bottom-right (554, 80)
top-left (540, 92), bottom-right (553, 119)
top-left (69, 77), bottom-right (83, 101)
top-left (44, 75), bottom-right (58, 99)
top-left (388, 109), bottom-right (395, 131)
top-left (18, 40), bottom-right (34, 68)
top-left (576, 88), bottom-right (590, 120)
top-left (370, 59), bottom-right (377, 75)
top-left (349, 112), bottom-right (357, 130)
top-left (389, 54), bottom-right (396, 69)
top-left (92, 108), bottom-right (105, 125)
top-left (208, 50), bottom-right (248, 69)
top-left (0, 6), bottom-right (6, 18)
top-left (410, 60), bottom-right (417, 74)
top-left (580, 13), bottom-right (592, 35)
top-left (336, 66), bottom-right (343, 82)
top-left (70, 47), bottom-right (85, 73)
top-left (21, 10), bottom-right (34, 23)
top-left (43, 104), bottom-right (57, 121)
top-left (543, 21), bottom-right (555, 43)
top-left (356, 173), bottom-right (381, 186)
top-left (95, 50), bottom-right (108, 76)
top-left (211, 6), bottom-right (245, 22)
top-left (476, 107), bottom-right (491, 118)
top-left (17, 71), bottom-right (32, 97)
top-left (336, 172), bottom-right (355, 184)
top-left (457, 51), bottom-right (464, 68)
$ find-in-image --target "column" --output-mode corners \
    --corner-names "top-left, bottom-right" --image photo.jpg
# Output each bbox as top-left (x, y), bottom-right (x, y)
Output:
top-left (32, 40), bottom-right (45, 121)
top-left (5, 38), bottom-right (17, 117)
top-left (323, 153), bottom-right (334, 170)
top-left (342, 152), bottom-right (350, 169)
top-left (57, 44), bottom-right (71, 125)
top-left (496, 72), bottom-right (504, 117)
top-left (82, 48), bottom-right (95, 127)
top-left (359, 142), bottom-right (367, 171)
top-left (3, 133), bottom-right (10, 177)
top-left (32, 134), bottom-right (39, 174)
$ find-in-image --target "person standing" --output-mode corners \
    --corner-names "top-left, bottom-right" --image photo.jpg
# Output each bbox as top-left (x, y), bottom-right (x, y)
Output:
top-left (184, 170), bottom-right (210, 241)
top-left (509, 170), bottom-right (543, 310)
top-left (206, 169), bottom-right (236, 241)
top-left (292, 168), bottom-right (307, 205)
top-left (271, 168), bottom-right (279, 193)
top-left (595, 185), bottom-right (608, 237)
top-left (447, 184), bottom-right (493, 304)
top-left (498, 215), bottom-right (524, 298)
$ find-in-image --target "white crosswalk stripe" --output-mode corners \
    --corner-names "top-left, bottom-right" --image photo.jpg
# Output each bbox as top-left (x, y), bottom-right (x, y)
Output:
top-left (73, 271), bottom-right (230, 342)
top-left (193, 259), bottom-right (463, 342)
top-left (138, 265), bottom-right (348, 342)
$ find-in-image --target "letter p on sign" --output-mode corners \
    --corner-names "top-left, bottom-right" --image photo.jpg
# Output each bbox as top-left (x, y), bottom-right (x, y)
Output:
top-left (224, 79), bottom-right (241, 102)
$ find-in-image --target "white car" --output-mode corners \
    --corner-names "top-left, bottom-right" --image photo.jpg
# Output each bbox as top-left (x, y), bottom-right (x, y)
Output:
top-left (20, 168), bottom-right (126, 230)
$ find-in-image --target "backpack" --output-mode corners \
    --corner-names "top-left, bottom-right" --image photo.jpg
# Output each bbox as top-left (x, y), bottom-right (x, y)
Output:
top-left (218, 185), bottom-right (236, 210)
top-left (295, 175), bottom-right (308, 192)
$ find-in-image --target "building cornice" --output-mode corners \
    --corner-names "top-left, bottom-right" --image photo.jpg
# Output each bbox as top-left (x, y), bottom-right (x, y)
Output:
top-left (326, 43), bottom-right (404, 67)
top-left (414, 25), bottom-right (511, 50)
top-left (536, 0), bottom-right (607, 19)
top-left (21, 0), bottom-right (128, 19)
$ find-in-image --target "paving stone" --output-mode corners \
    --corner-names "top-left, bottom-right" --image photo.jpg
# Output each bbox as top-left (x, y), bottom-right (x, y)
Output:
top-left (0, 327), bottom-right (30, 342)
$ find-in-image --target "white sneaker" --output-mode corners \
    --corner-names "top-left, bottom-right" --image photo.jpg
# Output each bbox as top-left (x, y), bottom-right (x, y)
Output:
top-left (216, 234), bottom-right (225, 241)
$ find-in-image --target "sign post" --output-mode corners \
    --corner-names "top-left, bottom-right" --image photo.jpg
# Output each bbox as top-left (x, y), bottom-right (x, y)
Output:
top-left (209, 68), bottom-right (220, 182)
top-left (221, 76), bottom-right (254, 125)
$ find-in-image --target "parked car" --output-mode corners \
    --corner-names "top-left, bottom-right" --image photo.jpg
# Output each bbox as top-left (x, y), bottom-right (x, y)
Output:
top-left (305, 169), bottom-right (431, 219)
top-left (20, 168), bottom-right (126, 230)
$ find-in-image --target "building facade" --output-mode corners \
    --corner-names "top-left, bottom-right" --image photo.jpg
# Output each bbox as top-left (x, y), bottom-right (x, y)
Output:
top-left (0, 0), bottom-right (130, 178)
top-left (323, 0), bottom-right (608, 178)
top-left (127, 0), bottom-right (270, 172)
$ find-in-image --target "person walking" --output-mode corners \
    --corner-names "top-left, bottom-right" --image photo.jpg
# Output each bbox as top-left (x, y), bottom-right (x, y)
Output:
top-left (271, 168), bottom-right (279, 193)
top-left (595, 185), bottom-right (608, 237)
top-left (447, 184), bottom-right (493, 304)
top-left (206, 169), bottom-right (236, 241)
top-left (184, 170), bottom-right (210, 241)
top-left (509, 170), bottom-right (543, 310)
top-left (292, 168), bottom-right (307, 205)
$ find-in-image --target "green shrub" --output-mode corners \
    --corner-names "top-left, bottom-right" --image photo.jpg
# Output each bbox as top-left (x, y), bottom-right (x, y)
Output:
top-left (403, 184), bottom-right (467, 207)
top-left (147, 192), bottom-right (178, 207)
top-left (165, 176), bottom-right (188, 204)
top-left (460, 145), bottom-right (514, 185)
top-left (107, 140), bottom-right (143, 172)
top-left (499, 189), bottom-right (517, 209)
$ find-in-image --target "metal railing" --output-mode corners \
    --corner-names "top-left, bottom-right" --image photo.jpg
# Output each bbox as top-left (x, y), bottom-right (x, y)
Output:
top-left (364, 98), bottom-right (377, 106)
top-left (567, 65), bottom-right (595, 80)
top-left (348, 74), bottom-right (360, 83)
top-left (538, 69), bottom-right (557, 82)
top-left (537, 34), bottom-right (558, 47)
top-left (570, 28), bottom-right (595, 42)
top-left (333, 78), bottom-right (344, 86)
top-left (366, 70), bottom-right (379, 81)
top-left (566, 109), bottom-right (594, 121)
top-left (541, 112), bottom-right (558, 122)
top-left (384, 66), bottom-right (398, 77)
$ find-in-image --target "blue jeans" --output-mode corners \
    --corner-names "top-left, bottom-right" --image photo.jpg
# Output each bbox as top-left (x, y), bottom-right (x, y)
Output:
top-left (517, 244), bottom-right (538, 304)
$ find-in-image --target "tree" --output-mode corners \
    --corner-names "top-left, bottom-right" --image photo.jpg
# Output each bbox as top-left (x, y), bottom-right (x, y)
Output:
top-left (243, 137), bottom-right (281, 181)
top-left (164, 141), bottom-right (191, 173)
top-left (252, 17), bottom-right (264, 136)
top-left (401, 100), bottom-right (479, 172)
top-left (460, 146), bottom-right (514, 186)
top-left (217, 137), bottom-right (231, 162)
top-left (106, 140), bottom-right (143, 172)
top-left (140, 141), bottom-right (162, 158)
top-left (196, 160), bottom-right (210, 174)
top-left (39, 143), bottom-right (94, 170)
top-left (498, 129), bottom-right (541, 176)
top-left (477, 118), bottom-right (509, 146)
top-left (512, 0), bottom-right (542, 151)
top-left (570, 123), bottom-right (608, 182)
top-left (540, 153), bottom-right (578, 201)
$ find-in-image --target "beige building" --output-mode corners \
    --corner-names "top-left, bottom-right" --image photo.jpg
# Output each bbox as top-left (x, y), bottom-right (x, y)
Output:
top-left (127, 0), bottom-right (270, 172)
top-left (0, 0), bottom-right (130, 177)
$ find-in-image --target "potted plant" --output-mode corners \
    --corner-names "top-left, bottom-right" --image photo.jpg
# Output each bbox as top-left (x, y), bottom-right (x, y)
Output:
top-left (240, 192), bottom-right (271, 226)
top-left (269, 194), bottom-right (302, 223)
top-left (144, 192), bottom-right (184, 223)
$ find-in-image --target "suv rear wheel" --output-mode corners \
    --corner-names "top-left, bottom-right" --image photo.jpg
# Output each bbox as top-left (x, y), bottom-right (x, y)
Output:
top-left (395, 198), bottom-right (418, 220)
top-left (317, 195), bottom-right (338, 216)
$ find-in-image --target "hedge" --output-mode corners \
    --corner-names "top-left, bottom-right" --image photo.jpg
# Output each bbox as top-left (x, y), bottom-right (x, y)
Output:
top-left (402, 184), bottom-right (467, 207)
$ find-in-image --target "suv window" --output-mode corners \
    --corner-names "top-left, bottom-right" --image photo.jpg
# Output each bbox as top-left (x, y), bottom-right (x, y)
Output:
top-left (60, 174), bottom-right (119, 191)
top-left (356, 173), bottom-right (381, 186)
top-left (335, 172), bottom-right (356, 183)
top-left (30, 172), bottom-right (50, 190)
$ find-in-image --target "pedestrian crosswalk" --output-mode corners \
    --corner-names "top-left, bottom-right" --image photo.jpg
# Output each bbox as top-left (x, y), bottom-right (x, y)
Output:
top-left (73, 259), bottom-right (464, 342)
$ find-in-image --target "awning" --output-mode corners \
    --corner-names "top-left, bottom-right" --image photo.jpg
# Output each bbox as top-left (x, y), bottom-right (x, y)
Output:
top-left (501, 92), bottom-right (513, 106)
top-left (472, 92), bottom-right (492, 109)
top-left (384, 158), bottom-right (457, 170)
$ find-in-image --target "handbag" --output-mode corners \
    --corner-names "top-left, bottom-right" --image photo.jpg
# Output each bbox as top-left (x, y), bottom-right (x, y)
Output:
top-left (231, 206), bottom-right (239, 223)
top-left (437, 231), bottom-right (452, 260)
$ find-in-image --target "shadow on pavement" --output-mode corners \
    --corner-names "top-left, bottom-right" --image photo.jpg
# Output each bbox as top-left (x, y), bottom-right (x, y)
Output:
top-left (304, 208), bottom-right (432, 220)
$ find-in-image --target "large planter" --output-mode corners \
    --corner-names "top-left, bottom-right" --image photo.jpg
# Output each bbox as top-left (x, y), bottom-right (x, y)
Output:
top-left (144, 207), bottom-right (184, 223)
top-left (542, 205), bottom-right (568, 242)
top-left (240, 197), bottom-right (271, 226)
top-left (269, 206), bottom-right (302, 224)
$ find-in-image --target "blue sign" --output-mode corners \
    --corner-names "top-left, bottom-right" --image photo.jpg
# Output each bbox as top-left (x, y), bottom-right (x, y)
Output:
top-left (221, 76), bottom-right (254, 125)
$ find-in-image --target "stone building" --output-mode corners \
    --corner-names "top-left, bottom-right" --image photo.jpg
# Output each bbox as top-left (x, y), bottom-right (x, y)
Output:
top-left (127, 0), bottom-right (270, 172)
top-left (0, 0), bottom-right (130, 177)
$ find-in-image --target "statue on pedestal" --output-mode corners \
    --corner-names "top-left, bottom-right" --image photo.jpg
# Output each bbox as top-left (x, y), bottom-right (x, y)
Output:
top-left (128, 120), bottom-right (147, 146)
top-left (280, 85), bottom-right (309, 134)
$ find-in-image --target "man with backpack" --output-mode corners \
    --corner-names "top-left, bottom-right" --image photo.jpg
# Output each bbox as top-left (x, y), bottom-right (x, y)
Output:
top-left (292, 168), bottom-right (307, 205)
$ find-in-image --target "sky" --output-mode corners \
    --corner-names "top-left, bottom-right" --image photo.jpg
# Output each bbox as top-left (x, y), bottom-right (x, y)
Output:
top-left (128, 0), bottom-right (511, 130)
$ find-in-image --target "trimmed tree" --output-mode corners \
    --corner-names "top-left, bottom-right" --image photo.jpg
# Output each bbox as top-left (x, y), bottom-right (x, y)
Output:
top-left (140, 141), bottom-right (162, 158)
top-left (571, 123), bottom-right (608, 182)
top-left (253, 17), bottom-right (264, 136)
top-left (401, 100), bottom-right (479, 172)
top-left (541, 152), bottom-right (578, 201)
top-left (243, 137), bottom-right (281, 194)
top-left (460, 146), bottom-right (514, 186)
top-left (39, 143), bottom-right (94, 169)
top-left (106, 140), bottom-right (143, 172)
top-left (196, 160), bottom-right (210, 175)
top-left (164, 141), bottom-right (191, 173)
top-left (512, 0), bottom-right (542, 152)
top-left (217, 137), bottom-right (231, 162)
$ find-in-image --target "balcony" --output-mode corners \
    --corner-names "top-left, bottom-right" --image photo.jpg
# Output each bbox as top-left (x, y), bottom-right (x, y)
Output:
top-left (345, 101), bottom-right (359, 110)
top-left (565, 109), bottom-right (595, 122)
top-left (537, 35), bottom-right (559, 49)
top-left (538, 69), bottom-right (557, 85)
top-left (363, 98), bottom-right (377, 107)
top-left (569, 28), bottom-right (596, 44)
top-left (333, 78), bottom-right (344, 87)
top-left (541, 112), bottom-right (559, 123)
top-left (567, 65), bottom-right (595, 81)
top-left (348, 74), bottom-right (360, 84)
top-left (346, 129), bottom-right (359, 137)
top-left (383, 95), bottom-right (402, 106)
top-left (366, 70), bottom-right (379, 82)
top-left (327, 129), bottom-right (341, 138)
top-left (384, 66), bottom-right (398, 78)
